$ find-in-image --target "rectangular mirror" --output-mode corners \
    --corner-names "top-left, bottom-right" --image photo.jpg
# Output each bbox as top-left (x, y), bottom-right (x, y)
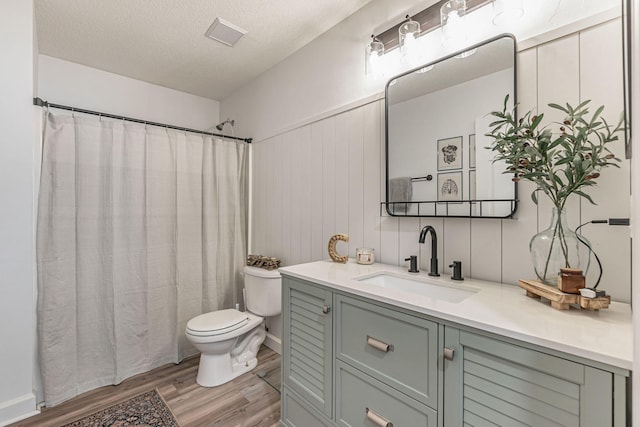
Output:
top-left (385, 34), bottom-right (518, 218)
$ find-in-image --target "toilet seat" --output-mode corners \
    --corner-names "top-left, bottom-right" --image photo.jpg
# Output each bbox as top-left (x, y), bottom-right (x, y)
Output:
top-left (186, 309), bottom-right (250, 337)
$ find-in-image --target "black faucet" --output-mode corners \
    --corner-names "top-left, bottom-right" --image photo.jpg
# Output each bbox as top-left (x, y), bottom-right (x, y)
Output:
top-left (419, 226), bottom-right (440, 277)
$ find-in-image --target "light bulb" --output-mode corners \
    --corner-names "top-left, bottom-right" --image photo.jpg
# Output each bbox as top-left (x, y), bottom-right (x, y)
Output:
top-left (366, 36), bottom-right (385, 78)
top-left (440, 0), bottom-right (475, 58)
top-left (399, 16), bottom-right (421, 65)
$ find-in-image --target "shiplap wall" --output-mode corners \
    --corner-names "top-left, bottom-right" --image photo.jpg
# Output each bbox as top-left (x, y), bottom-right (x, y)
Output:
top-left (251, 19), bottom-right (630, 304)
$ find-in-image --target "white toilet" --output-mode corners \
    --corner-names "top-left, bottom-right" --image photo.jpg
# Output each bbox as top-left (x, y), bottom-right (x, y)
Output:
top-left (185, 266), bottom-right (281, 387)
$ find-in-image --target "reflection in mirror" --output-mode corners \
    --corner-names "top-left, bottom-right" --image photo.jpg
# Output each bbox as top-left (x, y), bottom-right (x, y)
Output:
top-left (385, 34), bottom-right (517, 218)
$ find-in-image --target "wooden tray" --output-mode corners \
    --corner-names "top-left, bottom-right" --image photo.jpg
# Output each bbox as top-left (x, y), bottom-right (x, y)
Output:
top-left (518, 279), bottom-right (610, 311)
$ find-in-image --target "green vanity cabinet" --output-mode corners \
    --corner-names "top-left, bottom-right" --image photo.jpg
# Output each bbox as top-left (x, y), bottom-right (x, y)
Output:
top-left (442, 327), bottom-right (629, 427)
top-left (282, 276), bottom-right (334, 421)
top-left (281, 274), bottom-right (629, 427)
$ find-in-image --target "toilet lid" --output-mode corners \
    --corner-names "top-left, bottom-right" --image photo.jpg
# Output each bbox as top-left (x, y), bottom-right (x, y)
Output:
top-left (186, 309), bottom-right (249, 336)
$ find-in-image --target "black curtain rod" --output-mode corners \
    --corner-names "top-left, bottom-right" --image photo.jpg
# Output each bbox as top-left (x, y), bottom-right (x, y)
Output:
top-left (33, 97), bottom-right (252, 144)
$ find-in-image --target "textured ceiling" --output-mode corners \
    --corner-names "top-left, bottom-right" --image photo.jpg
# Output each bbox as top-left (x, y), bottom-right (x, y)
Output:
top-left (35, 0), bottom-right (374, 101)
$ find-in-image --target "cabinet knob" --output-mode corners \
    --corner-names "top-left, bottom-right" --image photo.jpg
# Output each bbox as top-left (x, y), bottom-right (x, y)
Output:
top-left (366, 407), bottom-right (393, 427)
top-left (443, 347), bottom-right (455, 361)
top-left (322, 305), bottom-right (331, 315)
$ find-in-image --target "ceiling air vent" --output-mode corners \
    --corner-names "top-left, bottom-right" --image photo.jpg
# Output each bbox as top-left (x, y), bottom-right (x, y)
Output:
top-left (205, 17), bottom-right (247, 47)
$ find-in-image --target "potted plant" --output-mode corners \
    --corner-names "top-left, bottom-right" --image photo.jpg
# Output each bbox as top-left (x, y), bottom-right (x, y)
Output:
top-left (486, 96), bottom-right (624, 285)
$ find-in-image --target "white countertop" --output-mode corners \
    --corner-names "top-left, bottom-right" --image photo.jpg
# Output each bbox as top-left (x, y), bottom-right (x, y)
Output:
top-left (279, 259), bottom-right (633, 371)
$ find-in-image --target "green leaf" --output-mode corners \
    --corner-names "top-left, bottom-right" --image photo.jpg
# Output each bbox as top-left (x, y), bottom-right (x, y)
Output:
top-left (575, 99), bottom-right (591, 111)
top-left (574, 190), bottom-right (596, 205)
top-left (573, 155), bottom-right (583, 175)
top-left (531, 114), bottom-right (544, 130)
top-left (548, 103), bottom-right (568, 113)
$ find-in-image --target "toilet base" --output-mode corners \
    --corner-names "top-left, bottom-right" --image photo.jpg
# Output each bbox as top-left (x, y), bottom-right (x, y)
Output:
top-left (195, 325), bottom-right (267, 387)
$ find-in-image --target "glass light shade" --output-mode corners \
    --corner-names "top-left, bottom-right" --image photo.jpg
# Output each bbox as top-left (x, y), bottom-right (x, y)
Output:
top-left (398, 16), bottom-right (421, 64)
top-left (440, 0), bottom-right (467, 36)
top-left (492, 0), bottom-right (524, 26)
top-left (366, 37), bottom-right (385, 77)
top-left (441, 0), bottom-right (475, 58)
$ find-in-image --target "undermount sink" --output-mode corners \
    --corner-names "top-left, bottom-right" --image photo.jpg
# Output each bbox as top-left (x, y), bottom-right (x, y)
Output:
top-left (355, 272), bottom-right (478, 303)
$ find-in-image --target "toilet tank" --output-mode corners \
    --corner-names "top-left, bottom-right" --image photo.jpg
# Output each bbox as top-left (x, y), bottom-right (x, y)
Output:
top-left (243, 266), bottom-right (282, 317)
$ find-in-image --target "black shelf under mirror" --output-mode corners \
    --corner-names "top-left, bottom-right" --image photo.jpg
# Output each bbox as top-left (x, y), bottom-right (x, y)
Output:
top-left (381, 199), bottom-right (519, 219)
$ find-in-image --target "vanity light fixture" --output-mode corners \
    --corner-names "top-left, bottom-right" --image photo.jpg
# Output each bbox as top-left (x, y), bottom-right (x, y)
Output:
top-left (366, 35), bottom-right (385, 77)
top-left (365, 0), bottom-right (493, 77)
top-left (441, 0), bottom-right (476, 58)
top-left (492, 0), bottom-right (524, 25)
top-left (398, 15), bottom-right (421, 65)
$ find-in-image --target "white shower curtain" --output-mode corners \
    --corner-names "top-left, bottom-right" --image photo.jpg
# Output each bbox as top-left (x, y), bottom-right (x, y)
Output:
top-left (36, 111), bottom-right (247, 406)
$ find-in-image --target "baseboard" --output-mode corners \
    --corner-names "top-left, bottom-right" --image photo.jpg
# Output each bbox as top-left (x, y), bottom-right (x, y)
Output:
top-left (264, 333), bottom-right (281, 354)
top-left (0, 393), bottom-right (38, 427)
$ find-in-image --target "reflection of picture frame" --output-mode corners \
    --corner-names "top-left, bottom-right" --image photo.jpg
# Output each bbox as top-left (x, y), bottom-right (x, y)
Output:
top-left (437, 136), bottom-right (463, 170)
top-left (438, 171), bottom-right (463, 201)
top-left (469, 134), bottom-right (476, 168)
top-left (469, 170), bottom-right (476, 200)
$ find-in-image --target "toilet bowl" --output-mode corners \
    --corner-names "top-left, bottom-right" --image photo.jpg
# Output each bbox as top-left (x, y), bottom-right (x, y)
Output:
top-left (185, 266), bottom-right (281, 387)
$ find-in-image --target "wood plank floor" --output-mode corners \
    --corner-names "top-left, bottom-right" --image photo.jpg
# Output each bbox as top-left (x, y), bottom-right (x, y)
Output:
top-left (12, 346), bottom-right (281, 427)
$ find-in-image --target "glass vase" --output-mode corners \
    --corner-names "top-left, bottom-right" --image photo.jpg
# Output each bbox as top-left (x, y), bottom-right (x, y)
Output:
top-left (529, 207), bottom-right (590, 285)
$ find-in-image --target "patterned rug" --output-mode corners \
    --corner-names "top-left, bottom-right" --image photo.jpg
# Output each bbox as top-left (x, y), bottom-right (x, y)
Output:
top-left (61, 389), bottom-right (179, 427)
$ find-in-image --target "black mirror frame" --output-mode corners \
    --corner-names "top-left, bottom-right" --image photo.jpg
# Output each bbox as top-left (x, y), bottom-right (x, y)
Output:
top-left (384, 33), bottom-right (519, 218)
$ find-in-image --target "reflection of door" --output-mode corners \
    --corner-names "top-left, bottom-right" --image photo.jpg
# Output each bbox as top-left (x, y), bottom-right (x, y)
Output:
top-left (475, 115), bottom-right (509, 198)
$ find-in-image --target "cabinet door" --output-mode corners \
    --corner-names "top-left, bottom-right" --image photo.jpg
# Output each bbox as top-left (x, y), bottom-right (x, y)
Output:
top-left (443, 327), bottom-right (622, 427)
top-left (282, 277), bottom-right (333, 418)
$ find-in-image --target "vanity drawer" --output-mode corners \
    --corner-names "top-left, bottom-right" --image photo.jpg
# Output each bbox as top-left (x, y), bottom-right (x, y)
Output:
top-left (335, 294), bottom-right (438, 407)
top-left (336, 361), bottom-right (438, 427)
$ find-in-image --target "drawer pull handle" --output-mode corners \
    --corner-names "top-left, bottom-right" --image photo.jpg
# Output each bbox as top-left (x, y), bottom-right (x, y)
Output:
top-left (367, 335), bottom-right (394, 352)
top-left (366, 407), bottom-right (393, 427)
top-left (443, 347), bottom-right (455, 361)
top-left (322, 305), bottom-right (331, 315)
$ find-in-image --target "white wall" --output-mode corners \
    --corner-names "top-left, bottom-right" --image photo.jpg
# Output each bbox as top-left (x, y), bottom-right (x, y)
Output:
top-left (0, 1), bottom-right (38, 425)
top-left (38, 55), bottom-right (220, 131)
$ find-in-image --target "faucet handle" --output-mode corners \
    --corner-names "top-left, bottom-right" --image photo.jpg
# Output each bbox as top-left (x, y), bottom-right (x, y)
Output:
top-left (405, 256), bottom-right (419, 273)
top-left (449, 261), bottom-right (464, 281)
